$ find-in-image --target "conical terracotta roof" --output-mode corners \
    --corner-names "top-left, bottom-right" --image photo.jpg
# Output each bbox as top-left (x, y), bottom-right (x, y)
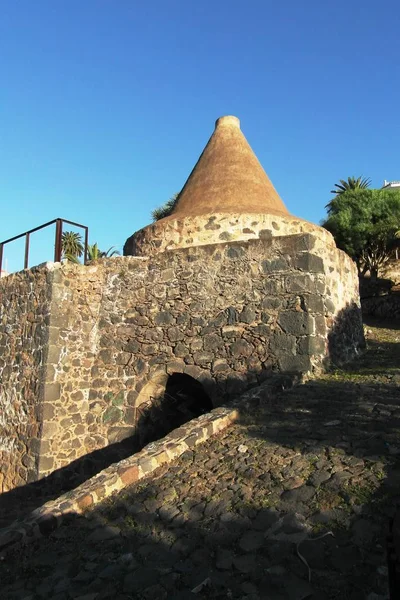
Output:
top-left (170, 115), bottom-right (289, 218)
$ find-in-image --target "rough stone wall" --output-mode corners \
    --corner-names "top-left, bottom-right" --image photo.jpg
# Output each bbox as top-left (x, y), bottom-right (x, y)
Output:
top-left (0, 233), bottom-right (364, 488)
top-left (124, 211), bottom-right (334, 256)
top-left (37, 265), bottom-right (105, 478)
top-left (299, 233), bottom-right (365, 364)
top-left (0, 266), bottom-right (51, 492)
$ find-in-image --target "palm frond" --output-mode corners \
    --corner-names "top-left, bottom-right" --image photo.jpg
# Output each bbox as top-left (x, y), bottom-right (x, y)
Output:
top-left (151, 193), bottom-right (180, 222)
top-left (330, 176), bottom-right (371, 195)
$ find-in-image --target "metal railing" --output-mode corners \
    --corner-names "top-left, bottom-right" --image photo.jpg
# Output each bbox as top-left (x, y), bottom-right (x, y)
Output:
top-left (0, 218), bottom-right (89, 274)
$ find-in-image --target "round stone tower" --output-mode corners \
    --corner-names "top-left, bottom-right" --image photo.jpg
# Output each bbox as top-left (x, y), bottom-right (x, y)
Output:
top-left (124, 116), bottom-right (332, 256)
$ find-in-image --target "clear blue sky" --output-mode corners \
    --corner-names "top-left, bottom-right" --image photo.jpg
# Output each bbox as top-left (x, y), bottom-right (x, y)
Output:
top-left (1, 0), bottom-right (399, 272)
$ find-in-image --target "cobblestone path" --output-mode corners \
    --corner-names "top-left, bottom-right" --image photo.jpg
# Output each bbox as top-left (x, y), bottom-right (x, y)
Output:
top-left (1, 320), bottom-right (400, 599)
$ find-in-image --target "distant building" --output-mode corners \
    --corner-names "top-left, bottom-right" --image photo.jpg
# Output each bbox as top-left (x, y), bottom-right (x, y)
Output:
top-left (382, 180), bottom-right (400, 190)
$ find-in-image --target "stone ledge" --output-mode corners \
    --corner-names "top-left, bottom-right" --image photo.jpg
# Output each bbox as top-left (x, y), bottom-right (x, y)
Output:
top-left (0, 374), bottom-right (298, 555)
top-left (0, 373), bottom-right (302, 556)
top-left (0, 403), bottom-right (237, 554)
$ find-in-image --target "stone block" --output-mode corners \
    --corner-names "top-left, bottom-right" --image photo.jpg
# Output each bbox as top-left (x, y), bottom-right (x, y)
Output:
top-left (167, 326), bottom-right (184, 342)
top-left (203, 333), bottom-right (224, 351)
top-left (222, 325), bottom-right (244, 338)
top-left (134, 358), bottom-right (147, 374)
top-left (47, 344), bottom-right (62, 364)
top-left (261, 257), bottom-right (289, 273)
top-left (71, 390), bottom-right (84, 402)
top-left (41, 421), bottom-right (59, 438)
top-left (251, 323), bottom-right (270, 337)
top-left (152, 284), bottom-right (166, 299)
top-left (141, 344), bottom-right (158, 356)
top-left (39, 456), bottom-right (54, 471)
top-left (154, 311), bottom-right (175, 326)
top-left (166, 360), bottom-right (185, 374)
top-left (126, 315), bottom-right (149, 326)
top-left (127, 389), bottom-right (138, 404)
top-left (270, 333), bottom-right (296, 355)
top-left (278, 355), bottom-right (312, 373)
top-left (174, 342), bottom-right (188, 357)
top-left (278, 312), bottom-right (314, 335)
top-left (276, 233), bottom-right (316, 253)
top-left (103, 406), bottom-right (123, 425)
top-left (26, 468), bottom-right (37, 483)
top-left (294, 253), bottom-right (324, 273)
top-left (138, 457), bottom-right (156, 474)
top-left (314, 315), bottom-right (327, 335)
top-left (209, 312), bottom-right (228, 327)
top-left (50, 313), bottom-right (71, 328)
top-left (263, 280), bottom-right (281, 295)
top-left (160, 268), bottom-right (175, 282)
top-left (261, 297), bottom-right (281, 310)
top-left (324, 298), bottom-right (335, 313)
top-left (239, 306), bottom-right (256, 323)
top-left (230, 339), bottom-right (253, 357)
top-left (118, 464), bottom-right (139, 486)
top-left (125, 339), bottom-right (140, 353)
top-left (176, 312), bottom-right (190, 325)
top-left (193, 351), bottom-right (214, 365)
top-left (297, 336), bottom-right (326, 355)
top-left (302, 294), bottom-right (325, 314)
top-left (21, 453), bottom-right (36, 470)
top-left (100, 334), bottom-right (116, 348)
top-left (212, 359), bottom-right (230, 373)
top-left (76, 493), bottom-right (93, 510)
top-left (184, 434), bottom-right (201, 448)
top-left (285, 274), bottom-right (318, 294)
top-left (261, 312), bottom-right (271, 323)
top-left (99, 349), bottom-right (113, 364)
top-left (41, 403), bottom-right (56, 420)
top-left (184, 365), bottom-right (203, 379)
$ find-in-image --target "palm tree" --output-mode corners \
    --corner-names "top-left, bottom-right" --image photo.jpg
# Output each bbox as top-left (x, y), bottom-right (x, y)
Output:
top-left (330, 176), bottom-right (371, 196)
top-left (151, 192), bottom-right (180, 222)
top-left (326, 176), bottom-right (372, 213)
top-left (62, 231), bottom-right (84, 262)
top-left (87, 243), bottom-right (120, 260)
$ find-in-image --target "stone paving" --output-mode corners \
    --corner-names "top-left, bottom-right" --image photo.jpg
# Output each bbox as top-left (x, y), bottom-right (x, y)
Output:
top-left (1, 321), bottom-right (400, 599)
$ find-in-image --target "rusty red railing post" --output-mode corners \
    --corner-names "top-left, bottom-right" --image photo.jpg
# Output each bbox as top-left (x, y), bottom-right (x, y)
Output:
top-left (0, 243), bottom-right (3, 275)
top-left (54, 219), bottom-right (63, 262)
top-left (24, 232), bottom-right (30, 269)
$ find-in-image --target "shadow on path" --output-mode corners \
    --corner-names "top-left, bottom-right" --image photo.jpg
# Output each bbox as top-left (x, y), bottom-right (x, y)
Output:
top-left (1, 330), bottom-right (400, 598)
top-left (0, 375), bottom-right (213, 528)
top-left (1, 317), bottom-right (399, 598)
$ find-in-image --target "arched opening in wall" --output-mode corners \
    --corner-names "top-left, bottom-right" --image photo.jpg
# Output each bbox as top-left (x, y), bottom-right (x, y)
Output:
top-left (135, 373), bottom-right (213, 448)
top-left (0, 375), bottom-right (214, 520)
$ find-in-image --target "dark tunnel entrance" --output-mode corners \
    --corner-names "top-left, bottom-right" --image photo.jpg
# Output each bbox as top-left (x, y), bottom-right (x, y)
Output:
top-left (136, 373), bottom-right (214, 447)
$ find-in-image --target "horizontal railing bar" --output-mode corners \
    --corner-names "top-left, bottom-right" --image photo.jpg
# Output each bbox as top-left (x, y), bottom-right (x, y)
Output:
top-left (58, 218), bottom-right (88, 230)
top-left (1, 219), bottom-right (59, 244)
top-left (0, 218), bottom-right (88, 246)
top-left (0, 218), bottom-right (89, 274)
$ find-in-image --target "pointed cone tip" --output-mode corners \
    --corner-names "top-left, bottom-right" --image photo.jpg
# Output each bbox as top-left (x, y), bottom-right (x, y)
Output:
top-left (215, 115), bottom-right (240, 129)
